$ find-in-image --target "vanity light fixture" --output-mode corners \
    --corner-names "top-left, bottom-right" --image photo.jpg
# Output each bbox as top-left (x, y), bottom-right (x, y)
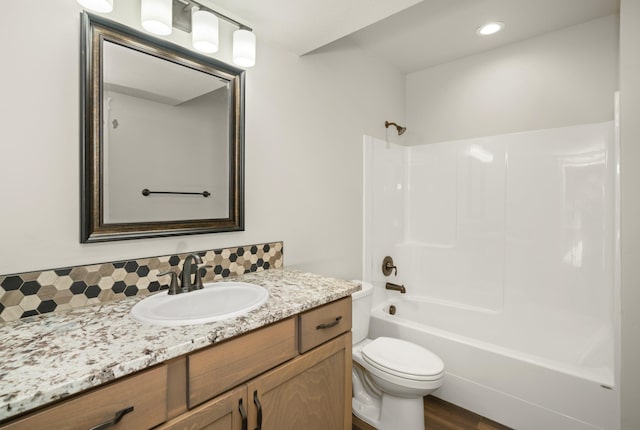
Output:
top-left (476, 21), bottom-right (504, 36)
top-left (76, 0), bottom-right (256, 67)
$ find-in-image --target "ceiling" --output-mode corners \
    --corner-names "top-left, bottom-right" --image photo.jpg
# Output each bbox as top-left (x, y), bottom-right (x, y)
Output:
top-left (346, 0), bottom-right (620, 73)
top-left (199, 0), bottom-right (423, 55)
top-left (202, 0), bottom-right (619, 74)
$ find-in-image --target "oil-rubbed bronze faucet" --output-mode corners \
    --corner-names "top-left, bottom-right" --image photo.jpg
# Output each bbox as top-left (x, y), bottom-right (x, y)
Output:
top-left (385, 282), bottom-right (406, 294)
top-left (158, 254), bottom-right (206, 294)
top-left (181, 254), bottom-right (204, 292)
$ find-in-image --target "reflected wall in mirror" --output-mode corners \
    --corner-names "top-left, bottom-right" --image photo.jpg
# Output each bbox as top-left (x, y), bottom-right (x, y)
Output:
top-left (81, 13), bottom-right (244, 242)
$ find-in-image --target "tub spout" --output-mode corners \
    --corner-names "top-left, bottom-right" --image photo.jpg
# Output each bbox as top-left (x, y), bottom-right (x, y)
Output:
top-left (385, 282), bottom-right (406, 294)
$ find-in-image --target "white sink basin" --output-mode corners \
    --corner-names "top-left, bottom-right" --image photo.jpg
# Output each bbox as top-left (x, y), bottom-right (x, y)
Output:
top-left (130, 282), bottom-right (268, 326)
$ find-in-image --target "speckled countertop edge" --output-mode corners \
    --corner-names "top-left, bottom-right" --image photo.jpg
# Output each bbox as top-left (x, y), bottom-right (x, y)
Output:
top-left (0, 269), bottom-right (360, 421)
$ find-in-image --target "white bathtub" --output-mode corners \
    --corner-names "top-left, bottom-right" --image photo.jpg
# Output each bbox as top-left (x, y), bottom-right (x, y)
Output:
top-left (368, 296), bottom-right (619, 430)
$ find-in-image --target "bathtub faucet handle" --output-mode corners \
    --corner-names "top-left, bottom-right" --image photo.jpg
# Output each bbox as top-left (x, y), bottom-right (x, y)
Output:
top-left (382, 256), bottom-right (398, 276)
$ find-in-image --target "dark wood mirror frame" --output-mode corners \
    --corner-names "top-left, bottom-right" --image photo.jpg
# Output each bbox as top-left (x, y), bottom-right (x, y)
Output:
top-left (80, 12), bottom-right (244, 243)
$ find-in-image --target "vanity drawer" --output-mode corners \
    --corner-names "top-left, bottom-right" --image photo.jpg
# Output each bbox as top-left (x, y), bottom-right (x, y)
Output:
top-left (298, 297), bottom-right (352, 353)
top-left (1, 365), bottom-right (167, 430)
top-left (188, 317), bottom-right (298, 408)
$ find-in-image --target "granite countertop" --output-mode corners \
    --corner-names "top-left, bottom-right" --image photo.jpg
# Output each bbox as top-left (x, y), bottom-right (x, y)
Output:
top-left (0, 269), bottom-right (360, 421)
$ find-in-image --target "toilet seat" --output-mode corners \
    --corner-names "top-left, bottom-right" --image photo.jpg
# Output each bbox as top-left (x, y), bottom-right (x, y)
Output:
top-left (362, 337), bottom-right (444, 381)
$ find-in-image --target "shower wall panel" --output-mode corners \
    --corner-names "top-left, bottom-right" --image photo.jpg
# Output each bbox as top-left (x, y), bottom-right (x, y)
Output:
top-left (406, 139), bottom-right (507, 311)
top-left (364, 121), bottom-right (616, 366)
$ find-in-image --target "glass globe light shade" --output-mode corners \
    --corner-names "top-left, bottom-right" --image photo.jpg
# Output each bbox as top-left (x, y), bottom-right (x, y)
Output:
top-left (141, 0), bottom-right (172, 36)
top-left (233, 29), bottom-right (256, 67)
top-left (192, 10), bottom-right (219, 53)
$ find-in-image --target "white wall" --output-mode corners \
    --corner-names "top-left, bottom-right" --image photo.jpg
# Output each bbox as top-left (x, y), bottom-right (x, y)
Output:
top-left (619, 0), bottom-right (640, 428)
top-left (406, 15), bottom-right (619, 145)
top-left (0, 0), bottom-right (404, 279)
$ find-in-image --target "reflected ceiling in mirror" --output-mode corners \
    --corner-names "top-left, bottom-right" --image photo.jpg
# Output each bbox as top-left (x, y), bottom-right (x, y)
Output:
top-left (81, 13), bottom-right (244, 242)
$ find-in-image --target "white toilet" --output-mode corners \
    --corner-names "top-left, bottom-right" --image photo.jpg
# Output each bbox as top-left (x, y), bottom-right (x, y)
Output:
top-left (351, 281), bottom-right (444, 430)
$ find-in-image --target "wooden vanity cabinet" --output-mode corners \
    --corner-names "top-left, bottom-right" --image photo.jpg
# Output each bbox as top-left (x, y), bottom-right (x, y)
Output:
top-left (157, 330), bottom-right (352, 430)
top-left (0, 297), bottom-right (352, 430)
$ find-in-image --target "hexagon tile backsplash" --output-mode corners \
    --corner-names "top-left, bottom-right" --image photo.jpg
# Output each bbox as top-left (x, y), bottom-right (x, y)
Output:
top-left (0, 242), bottom-right (283, 322)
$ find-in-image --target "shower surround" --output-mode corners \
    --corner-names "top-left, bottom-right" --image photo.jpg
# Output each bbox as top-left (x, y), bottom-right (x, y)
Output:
top-left (363, 121), bottom-right (619, 430)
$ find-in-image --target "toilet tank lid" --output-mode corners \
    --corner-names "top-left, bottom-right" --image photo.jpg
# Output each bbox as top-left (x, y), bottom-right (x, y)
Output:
top-left (350, 280), bottom-right (373, 299)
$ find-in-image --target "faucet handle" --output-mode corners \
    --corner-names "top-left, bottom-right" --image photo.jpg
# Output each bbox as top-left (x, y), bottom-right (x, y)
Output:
top-left (382, 256), bottom-right (398, 276)
top-left (192, 264), bottom-right (212, 291)
top-left (158, 270), bottom-right (182, 295)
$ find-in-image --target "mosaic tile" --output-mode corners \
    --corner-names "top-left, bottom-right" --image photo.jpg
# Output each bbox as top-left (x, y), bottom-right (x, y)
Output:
top-left (54, 276), bottom-right (73, 291)
top-left (3, 291), bottom-right (23, 307)
top-left (0, 306), bottom-right (21, 321)
top-left (53, 290), bottom-right (73, 304)
top-left (38, 285), bottom-right (57, 301)
top-left (0, 242), bottom-right (283, 322)
top-left (19, 295), bottom-right (41, 311)
top-left (37, 300), bottom-right (57, 314)
top-left (37, 271), bottom-right (57, 286)
top-left (1, 276), bottom-right (21, 291)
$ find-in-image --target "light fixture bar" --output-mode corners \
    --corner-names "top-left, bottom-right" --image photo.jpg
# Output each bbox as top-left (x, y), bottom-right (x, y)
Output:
top-left (172, 0), bottom-right (252, 33)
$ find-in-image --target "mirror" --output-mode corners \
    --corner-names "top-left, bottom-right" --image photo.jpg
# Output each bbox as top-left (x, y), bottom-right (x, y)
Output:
top-left (80, 13), bottom-right (244, 243)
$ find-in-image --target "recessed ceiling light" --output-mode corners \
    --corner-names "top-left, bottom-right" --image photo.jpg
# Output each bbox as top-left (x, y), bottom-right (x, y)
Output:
top-left (476, 22), bottom-right (504, 36)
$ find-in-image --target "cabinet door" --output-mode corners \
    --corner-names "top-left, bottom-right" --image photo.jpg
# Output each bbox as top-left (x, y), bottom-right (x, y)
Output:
top-left (247, 333), bottom-right (352, 430)
top-left (155, 385), bottom-right (248, 430)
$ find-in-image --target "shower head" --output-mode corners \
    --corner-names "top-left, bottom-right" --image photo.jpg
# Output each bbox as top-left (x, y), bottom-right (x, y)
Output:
top-left (385, 121), bottom-right (407, 136)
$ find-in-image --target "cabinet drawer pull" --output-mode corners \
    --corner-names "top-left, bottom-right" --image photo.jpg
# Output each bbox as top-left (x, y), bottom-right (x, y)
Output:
top-left (239, 398), bottom-right (248, 430)
top-left (88, 406), bottom-right (134, 430)
top-left (316, 316), bottom-right (342, 330)
top-left (253, 390), bottom-right (262, 430)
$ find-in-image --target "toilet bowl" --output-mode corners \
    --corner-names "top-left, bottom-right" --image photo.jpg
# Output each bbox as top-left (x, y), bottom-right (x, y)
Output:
top-left (351, 281), bottom-right (444, 430)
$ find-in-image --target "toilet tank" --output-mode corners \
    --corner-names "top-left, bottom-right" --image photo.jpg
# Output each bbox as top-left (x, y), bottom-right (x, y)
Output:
top-left (351, 281), bottom-right (373, 344)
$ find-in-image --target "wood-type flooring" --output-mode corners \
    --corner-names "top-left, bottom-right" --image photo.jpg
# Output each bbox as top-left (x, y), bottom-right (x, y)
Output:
top-left (352, 395), bottom-right (513, 430)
